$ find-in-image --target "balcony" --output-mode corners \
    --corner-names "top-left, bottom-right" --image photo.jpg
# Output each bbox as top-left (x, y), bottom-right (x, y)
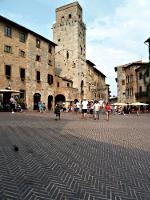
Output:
top-left (135, 91), bottom-right (148, 98)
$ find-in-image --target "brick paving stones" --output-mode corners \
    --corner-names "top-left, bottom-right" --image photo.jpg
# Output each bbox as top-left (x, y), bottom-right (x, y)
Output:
top-left (0, 111), bottom-right (150, 200)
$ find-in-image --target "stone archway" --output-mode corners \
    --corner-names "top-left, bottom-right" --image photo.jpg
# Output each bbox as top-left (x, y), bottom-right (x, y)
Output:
top-left (48, 95), bottom-right (53, 111)
top-left (33, 93), bottom-right (41, 110)
top-left (55, 94), bottom-right (66, 107)
top-left (74, 99), bottom-right (79, 103)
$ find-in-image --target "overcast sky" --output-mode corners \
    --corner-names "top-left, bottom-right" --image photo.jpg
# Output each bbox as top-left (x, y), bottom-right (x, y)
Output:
top-left (1, 0), bottom-right (150, 96)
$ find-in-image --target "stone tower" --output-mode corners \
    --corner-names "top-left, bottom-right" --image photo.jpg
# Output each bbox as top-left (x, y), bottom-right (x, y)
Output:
top-left (52, 2), bottom-right (86, 99)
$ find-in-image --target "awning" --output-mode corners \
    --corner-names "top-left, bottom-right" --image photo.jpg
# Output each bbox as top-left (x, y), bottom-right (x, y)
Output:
top-left (0, 89), bottom-right (20, 93)
top-left (130, 102), bottom-right (149, 106)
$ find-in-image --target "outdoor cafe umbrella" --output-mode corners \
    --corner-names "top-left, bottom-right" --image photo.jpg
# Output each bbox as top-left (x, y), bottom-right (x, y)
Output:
top-left (0, 89), bottom-right (20, 93)
top-left (130, 102), bottom-right (149, 106)
top-left (112, 102), bottom-right (128, 106)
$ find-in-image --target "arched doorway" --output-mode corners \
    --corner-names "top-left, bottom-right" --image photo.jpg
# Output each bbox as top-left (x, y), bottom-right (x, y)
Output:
top-left (74, 99), bottom-right (79, 103)
top-left (55, 94), bottom-right (65, 107)
top-left (48, 95), bottom-right (53, 111)
top-left (33, 93), bottom-right (41, 110)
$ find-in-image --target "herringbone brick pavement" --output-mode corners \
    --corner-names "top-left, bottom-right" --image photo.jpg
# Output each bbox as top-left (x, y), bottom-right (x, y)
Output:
top-left (0, 111), bottom-right (149, 200)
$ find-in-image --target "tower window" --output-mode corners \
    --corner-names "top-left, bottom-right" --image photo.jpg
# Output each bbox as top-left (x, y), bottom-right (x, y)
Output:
top-left (47, 74), bottom-right (53, 85)
top-left (81, 47), bottom-right (83, 54)
top-left (48, 44), bottom-right (52, 53)
top-left (48, 60), bottom-right (52, 65)
top-left (69, 14), bottom-right (72, 18)
top-left (36, 55), bottom-right (41, 61)
top-left (36, 71), bottom-right (40, 82)
top-left (61, 16), bottom-right (65, 21)
top-left (36, 39), bottom-right (40, 48)
top-left (66, 51), bottom-right (69, 59)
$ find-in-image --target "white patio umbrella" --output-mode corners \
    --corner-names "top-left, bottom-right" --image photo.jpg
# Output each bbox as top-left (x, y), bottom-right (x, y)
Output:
top-left (0, 89), bottom-right (20, 93)
top-left (112, 102), bottom-right (128, 106)
top-left (130, 102), bottom-right (149, 106)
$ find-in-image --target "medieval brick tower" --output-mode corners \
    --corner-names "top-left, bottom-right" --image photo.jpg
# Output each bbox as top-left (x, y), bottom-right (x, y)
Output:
top-left (52, 2), bottom-right (86, 99)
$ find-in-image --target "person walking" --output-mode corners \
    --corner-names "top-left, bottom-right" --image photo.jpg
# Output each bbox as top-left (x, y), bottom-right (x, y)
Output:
top-left (105, 102), bottom-right (111, 121)
top-left (54, 104), bottom-right (61, 120)
top-left (10, 96), bottom-right (16, 114)
top-left (93, 100), bottom-right (100, 120)
top-left (38, 100), bottom-right (43, 113)
top-left (81, 99), bottom-right (88, 119)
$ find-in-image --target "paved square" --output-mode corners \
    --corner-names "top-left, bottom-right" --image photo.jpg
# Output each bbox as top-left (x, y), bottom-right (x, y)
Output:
top-left (0, 112), bottom-right (150, 200)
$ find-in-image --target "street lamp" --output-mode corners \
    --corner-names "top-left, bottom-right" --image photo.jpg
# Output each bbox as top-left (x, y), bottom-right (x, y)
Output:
top-left (144, 38), bottom-right (150, 104)
top-left (144, 37), bottom-right (150, 62)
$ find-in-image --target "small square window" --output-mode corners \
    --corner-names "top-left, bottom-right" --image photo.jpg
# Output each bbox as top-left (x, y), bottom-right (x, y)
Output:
top-left (122, 80), bottom-right (125, 85)
top-left (4, 45), bottom-right (12, 53)
top-left (19, 50), bottom-right (25, 57)
top-left (19, 32), bottom-right (26, 43)
top-left (4, 26), bottom-right (12, 37)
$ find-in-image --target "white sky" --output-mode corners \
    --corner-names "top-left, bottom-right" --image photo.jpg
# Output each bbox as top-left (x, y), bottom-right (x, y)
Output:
top-left (1, 0), bottom-right (150, 96)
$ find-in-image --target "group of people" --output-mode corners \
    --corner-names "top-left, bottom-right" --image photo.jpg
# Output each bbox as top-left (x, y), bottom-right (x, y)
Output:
top-left (9, 96), bottom-right (111, 121)
top-left (38, 100), bottom-right (46, 113)
top-left (54, 99), bottom-right (111, 121)
top-left (9, 96), bottom-right (25, 113)
top-left (80, 99), bottom-right (111, 121)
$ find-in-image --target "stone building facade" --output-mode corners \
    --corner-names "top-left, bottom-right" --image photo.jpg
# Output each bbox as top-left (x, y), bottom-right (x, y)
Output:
top-left (135, 64), bottom-right (150, 103)
top-left (115, 61), bottom-right (149, 103)
top-left (0, 2), bottom-right (108, 111)
top-left (0, 15), bottom-right (56, 110)
top-left (53, 2), bottom-right (108, 104)
top-left (85, 60), bottom-right (108, 101)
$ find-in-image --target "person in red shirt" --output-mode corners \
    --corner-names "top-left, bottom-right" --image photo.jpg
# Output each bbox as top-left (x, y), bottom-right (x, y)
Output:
top-left (105, 102), bottom-right (111, 121)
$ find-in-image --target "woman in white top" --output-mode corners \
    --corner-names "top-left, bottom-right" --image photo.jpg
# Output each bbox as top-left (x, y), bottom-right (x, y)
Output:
top-left (81, 99), bottom-right (88, 119)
